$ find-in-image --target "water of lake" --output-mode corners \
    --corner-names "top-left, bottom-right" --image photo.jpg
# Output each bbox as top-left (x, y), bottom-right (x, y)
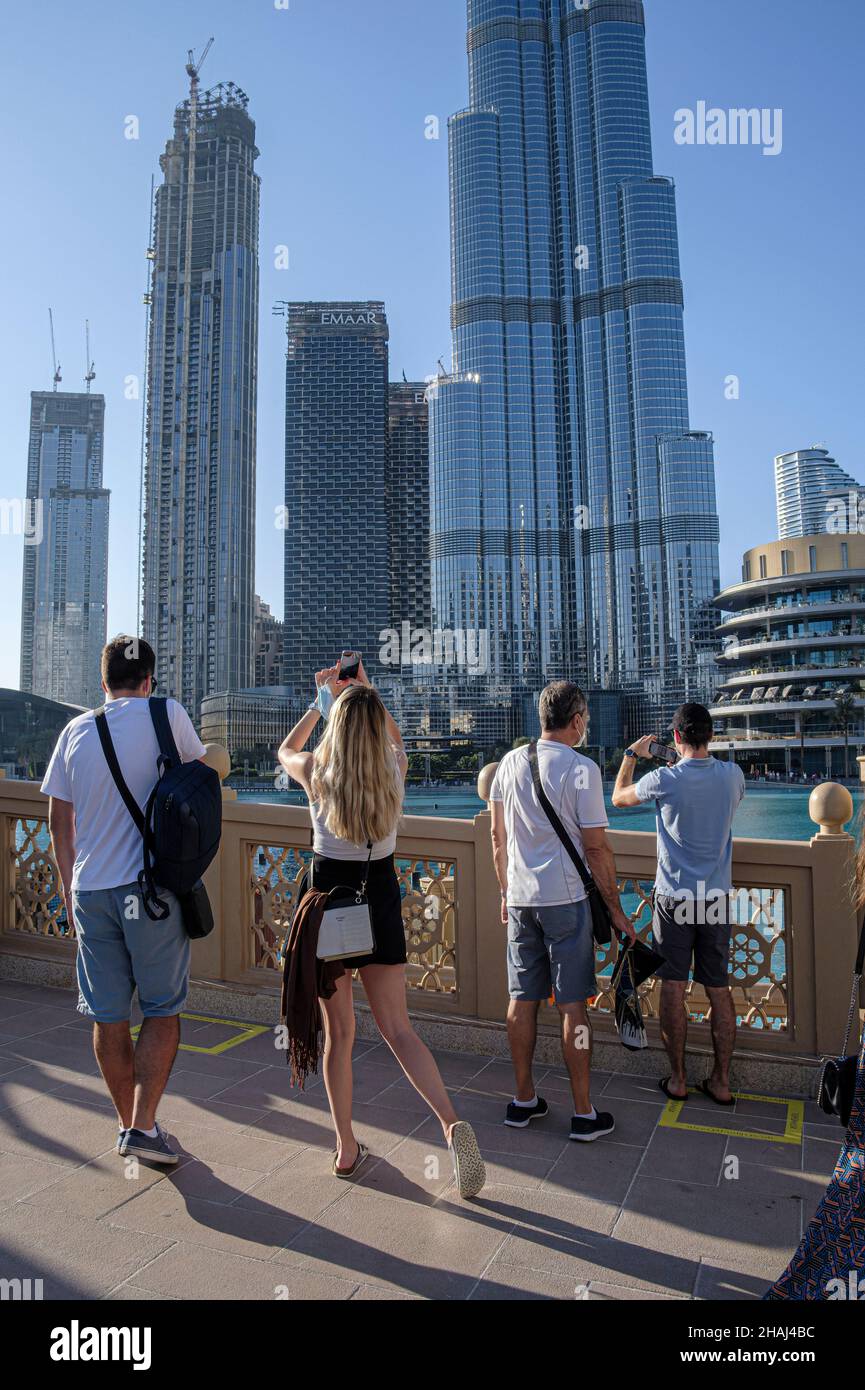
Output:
top-left (238, 783), bottom-right (862, 841)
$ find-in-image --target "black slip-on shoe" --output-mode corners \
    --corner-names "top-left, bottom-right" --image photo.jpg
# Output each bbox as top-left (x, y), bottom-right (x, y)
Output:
top-left (504, 1096), bottom-right (549, 1128)
top-left (569, 1111), bottom-right (615, 1142)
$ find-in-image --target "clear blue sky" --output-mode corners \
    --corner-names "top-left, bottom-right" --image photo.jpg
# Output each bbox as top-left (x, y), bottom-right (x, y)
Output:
top-left (0, 0), bottom-right (862, 691)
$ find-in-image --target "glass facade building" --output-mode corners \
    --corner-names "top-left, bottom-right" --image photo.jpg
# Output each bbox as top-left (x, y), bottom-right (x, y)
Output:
top-left (0, 687), bottom-right (88, 779)
top-left (142, 83), bottom-right (260, 721)
top-left (282, 303), bottom-right (390, 691)
top-left (429, 0), bottom-right (719, 735)
top-left (774, 447), bottom-right (864, 540)
top-left (19, 391), bottom-right (109, 709)
top-left (387, 382), bottom-right (431, 645)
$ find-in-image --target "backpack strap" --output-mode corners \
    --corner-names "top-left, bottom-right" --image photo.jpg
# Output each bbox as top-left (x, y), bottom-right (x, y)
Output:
top-left (94, 708), bottom-right (145, 834)
top-left (148, 696), bottom-right (182, 771)
top-left (93, 706), bottom-right (170, 922)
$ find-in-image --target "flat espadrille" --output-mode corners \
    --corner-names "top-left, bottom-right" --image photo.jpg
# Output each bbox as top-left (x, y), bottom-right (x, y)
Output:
top-left (448, 1121), bottom-right (485, 1199)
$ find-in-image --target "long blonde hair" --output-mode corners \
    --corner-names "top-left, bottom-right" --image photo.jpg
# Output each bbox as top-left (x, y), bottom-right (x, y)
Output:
top-left (311, 685), bottom-right (402, 845)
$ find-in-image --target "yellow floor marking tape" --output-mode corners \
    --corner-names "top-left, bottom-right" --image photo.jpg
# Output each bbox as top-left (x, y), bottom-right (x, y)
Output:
top-left (130, 1011), bottom-right (270, 1056)
top-left (659, 1088), bottom-right (804, 1144)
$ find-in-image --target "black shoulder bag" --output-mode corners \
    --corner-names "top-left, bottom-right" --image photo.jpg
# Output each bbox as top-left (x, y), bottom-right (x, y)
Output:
top-left (527, 741), bottom-right (612, 946)
top-left (818, 911), bottom-right (865, 1127)
top-left (95, 704), bottom-right (215, 938)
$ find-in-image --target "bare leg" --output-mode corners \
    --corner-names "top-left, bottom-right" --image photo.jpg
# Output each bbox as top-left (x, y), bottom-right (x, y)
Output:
top-left (320, 972), bottom-right (358, 1169)
top-left (558, 1002), bottom-right (592, 1114)
top-left (361, 964), bottom-right (458, 1137)
top-left (507, 999), bottom-right (540, 1101)
top-left (659, 980), bottom-right (689, 1099)
top-left (93, 1022), bottom-right (135, 1130)
top-left (705, 985), bottom-right (736, 1103)
top-left (130, 1016), bottom-right (180, 1131)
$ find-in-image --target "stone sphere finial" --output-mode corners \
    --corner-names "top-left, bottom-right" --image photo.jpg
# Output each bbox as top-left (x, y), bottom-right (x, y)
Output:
top-left (202, 743), bottom-right (236, 800)
top-left (477, 761), bottom-right (500, 803)
top-left (809, 781), bottom-right (854, 838)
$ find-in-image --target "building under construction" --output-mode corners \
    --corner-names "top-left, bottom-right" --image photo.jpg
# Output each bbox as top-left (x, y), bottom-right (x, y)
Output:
top-left (141, 51), bottom-right (260, 720)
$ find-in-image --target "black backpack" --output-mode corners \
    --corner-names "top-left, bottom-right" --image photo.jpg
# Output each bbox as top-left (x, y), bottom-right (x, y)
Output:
top-left (95, 697), bottom-right (222, 921)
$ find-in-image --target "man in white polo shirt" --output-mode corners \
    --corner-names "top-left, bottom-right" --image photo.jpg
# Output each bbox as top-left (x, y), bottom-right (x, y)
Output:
top-left (42, 636), bottom-right (206, 1165)
top-left (489, 682), bottom-right (634, 1142)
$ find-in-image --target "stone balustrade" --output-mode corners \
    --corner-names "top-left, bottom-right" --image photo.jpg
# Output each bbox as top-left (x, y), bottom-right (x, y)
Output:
top-left (0, 753), bottom-right (862, 1084)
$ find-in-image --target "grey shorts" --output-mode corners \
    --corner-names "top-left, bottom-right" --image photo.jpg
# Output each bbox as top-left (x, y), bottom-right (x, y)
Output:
top-left (507, 900), bottom-right (596, 1004)
top-left (72, 882), bottom-right (190, 1023)
top-left (652, 894), bottom-right (731, 989)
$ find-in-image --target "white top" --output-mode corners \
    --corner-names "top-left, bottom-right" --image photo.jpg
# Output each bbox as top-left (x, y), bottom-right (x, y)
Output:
top-left (309, 753), bottom-right (404, 861)
top-left (489, 741), bottom-right (608, 907)
top-left (41, 696), bottom-right (207, 891)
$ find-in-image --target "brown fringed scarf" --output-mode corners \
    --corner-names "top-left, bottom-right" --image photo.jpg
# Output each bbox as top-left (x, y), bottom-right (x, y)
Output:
top-left (279, 888), bottom-right (346, 1089)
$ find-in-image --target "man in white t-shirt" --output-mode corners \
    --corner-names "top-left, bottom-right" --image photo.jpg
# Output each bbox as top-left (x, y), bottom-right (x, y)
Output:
top-left (489, 682), bottom-right (634, 1142)
top-left (41, 636), bottom-right (207, 1165)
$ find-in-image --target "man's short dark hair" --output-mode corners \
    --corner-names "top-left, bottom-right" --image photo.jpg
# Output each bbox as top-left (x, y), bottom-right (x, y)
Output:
top-left (538, 681), bottom-right (587, 733)
top-left (672, 702), bottom-right (713, 749)
top-left (101, 636), bottom-right (156, 693)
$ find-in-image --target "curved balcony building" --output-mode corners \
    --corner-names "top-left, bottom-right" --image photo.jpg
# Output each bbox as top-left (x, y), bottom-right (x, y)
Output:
top-left (710, 534), bottom-right (865, 777)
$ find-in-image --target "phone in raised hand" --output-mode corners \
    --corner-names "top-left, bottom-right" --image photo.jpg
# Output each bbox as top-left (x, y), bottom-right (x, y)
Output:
top-left (648, 738), bottom-right (677, 765)
top-left (338, 650), bottom-right (361, 683)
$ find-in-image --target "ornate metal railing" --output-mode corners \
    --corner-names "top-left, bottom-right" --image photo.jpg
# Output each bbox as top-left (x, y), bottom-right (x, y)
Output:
top-left (250, 841), bottom-right (458, 996)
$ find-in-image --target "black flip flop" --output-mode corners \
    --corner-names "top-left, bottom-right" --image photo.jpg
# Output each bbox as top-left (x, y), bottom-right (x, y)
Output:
top-left (332, 1141), bottom-right (369, 1179)
top-left (659, 1077), bottom-right (687, 1101)
top-left (697, 1079), bottom-right (735, 1107)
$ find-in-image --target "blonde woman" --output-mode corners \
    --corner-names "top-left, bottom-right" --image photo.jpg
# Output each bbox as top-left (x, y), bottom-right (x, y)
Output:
top-left (278, 661), bottom-right (485, 1199)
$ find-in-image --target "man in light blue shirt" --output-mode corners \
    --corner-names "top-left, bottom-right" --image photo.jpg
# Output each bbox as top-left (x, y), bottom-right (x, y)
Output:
top-left (612, 703), bottom-right (745, 1107)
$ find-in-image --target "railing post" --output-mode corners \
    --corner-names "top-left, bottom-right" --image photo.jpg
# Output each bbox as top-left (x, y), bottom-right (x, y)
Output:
top-left (808, 782), bottom-right (859, 1055)
top-left (473, 763), bottom-right (508, 1023)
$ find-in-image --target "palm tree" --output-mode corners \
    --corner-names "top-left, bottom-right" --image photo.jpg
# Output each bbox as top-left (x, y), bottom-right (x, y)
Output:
top-left (833, 691), bottom-right (857, 781)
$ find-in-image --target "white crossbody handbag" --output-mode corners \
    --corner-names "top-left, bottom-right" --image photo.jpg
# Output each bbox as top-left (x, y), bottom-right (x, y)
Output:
top-left (314, 841), bottom-right (376, 962)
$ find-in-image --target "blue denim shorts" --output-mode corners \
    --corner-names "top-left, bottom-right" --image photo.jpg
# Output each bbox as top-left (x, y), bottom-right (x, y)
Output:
top-left (71, 882), bottom-right (190, 1023)
top-left (507, 900), bottom-right (597, 1004)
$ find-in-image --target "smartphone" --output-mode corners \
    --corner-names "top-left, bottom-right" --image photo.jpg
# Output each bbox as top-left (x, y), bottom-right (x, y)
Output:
top-left (338, 649), bottom-right (361, 682)
top-left (649, 739), bottom-right (677, 765)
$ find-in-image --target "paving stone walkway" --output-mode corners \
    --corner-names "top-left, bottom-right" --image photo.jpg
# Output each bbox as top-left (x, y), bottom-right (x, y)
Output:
top-left (0, 980), bottom-right (843, 1300)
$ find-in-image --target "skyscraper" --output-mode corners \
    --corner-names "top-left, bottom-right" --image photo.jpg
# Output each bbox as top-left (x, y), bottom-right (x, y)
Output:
top-left (775, 447), bottom-right (863, 539)
top-left (19, 390), bottom-right (109, 709)
top-left (141, 80), bottom-right (260, 720)
top-left (429, 0), bottom-right (720, 735)
top-left (253, 594), bottom-right (283, 687)
top-left (387, 382), bottom-right (431, 641)
top-left (282, 303), bottom-right (390, 690)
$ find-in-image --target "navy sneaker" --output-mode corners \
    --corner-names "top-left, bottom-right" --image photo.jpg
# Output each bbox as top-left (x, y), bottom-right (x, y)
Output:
top-left (119, 1123), bottom-right (179, 1165)
top-left (115, 1130), bottom-right (127, 1155)
top-left (569, 1111), bottom-right (615, 1142)
top-left (504, 1096), bottom-right (549, 1128)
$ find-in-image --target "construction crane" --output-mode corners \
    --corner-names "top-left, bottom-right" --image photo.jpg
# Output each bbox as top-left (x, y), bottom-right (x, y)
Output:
top-left (48, 308), bottom-right (62, 391)
top-left (84, 320), bottom-right (96, 392)
top-left (186, 36), bottom-right (214, 90)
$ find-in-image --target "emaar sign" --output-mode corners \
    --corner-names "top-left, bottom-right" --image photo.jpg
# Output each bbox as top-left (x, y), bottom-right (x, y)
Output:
top-left (320, 311), bottom-right (378, 326)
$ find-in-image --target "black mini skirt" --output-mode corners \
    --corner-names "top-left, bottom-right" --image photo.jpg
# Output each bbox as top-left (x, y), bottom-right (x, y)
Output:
top-left (311, 852), bottom-right (407, 969)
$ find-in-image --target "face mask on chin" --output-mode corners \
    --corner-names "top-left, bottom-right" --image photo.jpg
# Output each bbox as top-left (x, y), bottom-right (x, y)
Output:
top-left (574, 717), bottom-right (588, 749)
